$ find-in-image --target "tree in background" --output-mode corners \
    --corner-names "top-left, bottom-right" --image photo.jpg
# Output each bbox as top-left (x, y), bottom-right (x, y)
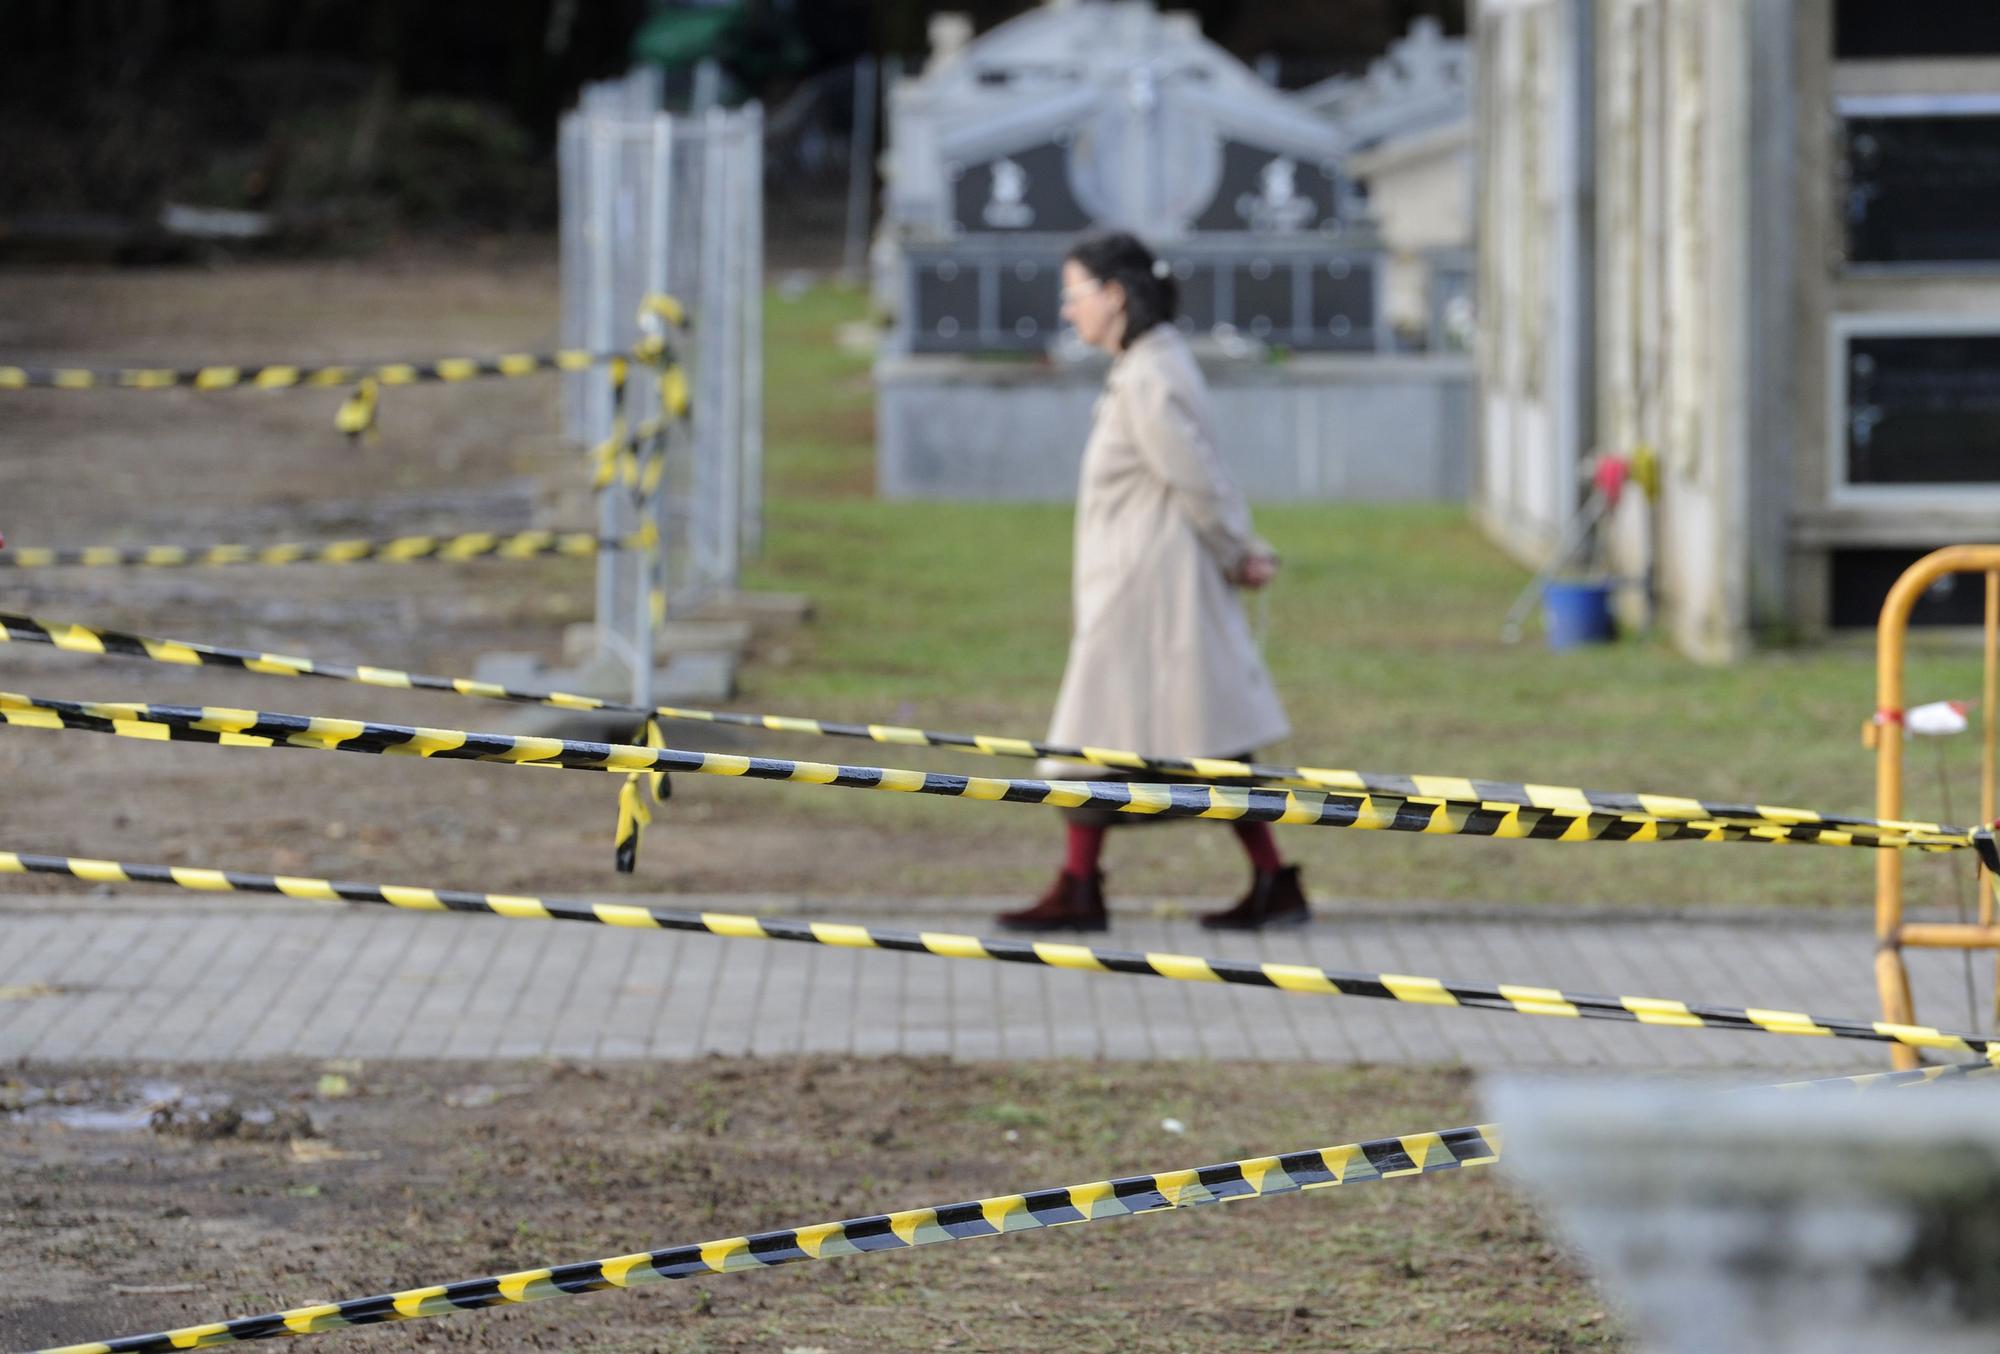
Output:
top-left (0, 0), bottom-right (1461, 246)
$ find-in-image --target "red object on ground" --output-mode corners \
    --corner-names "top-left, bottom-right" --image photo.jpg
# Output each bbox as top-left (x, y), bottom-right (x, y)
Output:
top-left (1592, 454), bottom-right (1631, 509)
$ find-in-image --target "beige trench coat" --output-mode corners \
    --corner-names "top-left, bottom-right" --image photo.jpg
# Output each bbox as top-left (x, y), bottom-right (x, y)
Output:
top-left (1041, 325), bottom-right (1290, 778)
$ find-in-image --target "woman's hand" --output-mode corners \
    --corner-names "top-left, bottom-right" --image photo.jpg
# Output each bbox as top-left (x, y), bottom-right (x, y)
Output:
top-left (1235, 552), bottom-right (1279, 590)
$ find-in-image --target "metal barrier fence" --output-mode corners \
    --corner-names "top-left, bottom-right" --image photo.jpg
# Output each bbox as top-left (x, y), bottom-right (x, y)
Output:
top-left (1870, 545), bottom-right (2000, 1069)
top-left (560, 75), bottom-right (763, 705)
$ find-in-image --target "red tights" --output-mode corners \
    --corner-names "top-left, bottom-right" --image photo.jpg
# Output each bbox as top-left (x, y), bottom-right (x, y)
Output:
top-left (1063, 820), bottom-right (1282, 876)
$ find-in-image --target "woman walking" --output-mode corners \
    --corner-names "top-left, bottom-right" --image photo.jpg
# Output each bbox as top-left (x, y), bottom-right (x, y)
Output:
top-left (996, 231), bottom-right (1307, 934)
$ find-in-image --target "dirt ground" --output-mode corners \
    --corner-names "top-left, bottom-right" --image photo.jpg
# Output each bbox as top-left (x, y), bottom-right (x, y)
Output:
top-left (0, 250), bottom-right (1001, 906)
top-left (1, 1058), bottom-right (1617, 1352)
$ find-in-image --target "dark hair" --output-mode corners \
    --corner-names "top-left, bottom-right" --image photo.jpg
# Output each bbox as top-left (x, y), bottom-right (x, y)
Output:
top-left (1065, 231), bottom-right (1178, 349)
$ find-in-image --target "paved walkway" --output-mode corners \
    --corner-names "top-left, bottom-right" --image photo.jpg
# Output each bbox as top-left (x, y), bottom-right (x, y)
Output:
top-left (2, 891), bottom-right (1989, 1076)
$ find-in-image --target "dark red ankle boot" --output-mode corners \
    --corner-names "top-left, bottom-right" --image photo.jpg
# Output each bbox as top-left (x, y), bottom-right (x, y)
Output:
top-left (996, 869), bottom-right (1108, 933)
top-left (1200, 864), bottom-right (1309, 931)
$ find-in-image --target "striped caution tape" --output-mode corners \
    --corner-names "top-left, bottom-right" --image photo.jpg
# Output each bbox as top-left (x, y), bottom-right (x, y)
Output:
top-left (0, 609), bottom-right (1974, 848)
top-left (1773, 1057), bottom-right (2000, 1092)
top-left (591, 410), bottom-right (670, 493)
top-left (589, 357), bottom-right (638, 491)
top-left (0, 688), bottom-right (1978, 854)
top-left (37, 1121), bottom-right (1501, 1353)
top-left (9, 846), bottom-right (1999, 1060)
top-left (0, 349), bottom-right (641, 394)
top-left (612, 718), bottom-right (671, 873)
top-left (1, 295), bottom-right (686, 443)
top-left (0, 525), bottom-right (656, 570)
top-left (590, 368), bottom-right (690, 494)
top-left (33, 1053), bottom-right (1998, 1353)
top-left (637, 290), bottom-right (690, 338)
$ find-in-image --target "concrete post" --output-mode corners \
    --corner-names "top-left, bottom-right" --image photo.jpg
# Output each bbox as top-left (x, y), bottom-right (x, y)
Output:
top-left (1489, 1078), bottom-right (2000, 1353)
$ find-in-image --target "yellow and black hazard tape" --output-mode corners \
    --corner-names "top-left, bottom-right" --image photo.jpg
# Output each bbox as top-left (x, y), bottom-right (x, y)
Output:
top-left (0, 525), bottom-right (655, 570)
top-left (612, 718), bottom-right (672, 873)
top-left (591, 412), bottom-right (645, 493)
top-left (0, 349), bottom-right (642, 394)
top-left (10, 847), bottom-right (2000, 1060)
top-left (592, 410), bottom-right (675, 495)
top-left (0, 688), bottom-right (1980, 854)
top-left (32, 1051), bottom-right (1999, 1354)
top-left (1773, 1058), bottom-right (2000, 1092)
top-left (23, 830), bottom-right (2000, 1084)
top-left (0, 609), bottom-right (1977, 850)
top-left (588, 350), bottom-right (690, 495)
top-left (14, 844), bottom-right (2000, 1056)
top-left (37, 1120), bottom-right (1501, 1352)
top-left (1, 293), bottom-right (687, 446)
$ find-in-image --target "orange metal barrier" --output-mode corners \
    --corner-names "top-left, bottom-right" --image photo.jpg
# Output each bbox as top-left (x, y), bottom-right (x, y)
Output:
top-left (1870, 546), bottom-right (2000, 1069)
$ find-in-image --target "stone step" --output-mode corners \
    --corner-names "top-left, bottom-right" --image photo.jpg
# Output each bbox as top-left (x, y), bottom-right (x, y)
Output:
top-left (560, 620), bottom-right (751, 667)
top-left (688, 589), bottom-right (815, 629)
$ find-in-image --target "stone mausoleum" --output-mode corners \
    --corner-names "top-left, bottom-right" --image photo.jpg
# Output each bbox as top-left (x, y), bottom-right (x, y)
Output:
top-left (873, 0), bottom-right (1474, 502)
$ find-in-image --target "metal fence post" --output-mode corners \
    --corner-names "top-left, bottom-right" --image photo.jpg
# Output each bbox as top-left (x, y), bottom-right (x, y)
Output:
top-left (585, 116), bottom-right (627, 687)
top-left (558, 112), bottom-right (588, 445)
top-left (563, 79), bottom-right (760, 643)
top-left (720, 107), bottom-right (744, 593)
top-left (741, 101), bottom-right (765, 561)
top-left (697, 107), bottom-right (730, 598)
top-left (629, 110), bottom-right (676, 711)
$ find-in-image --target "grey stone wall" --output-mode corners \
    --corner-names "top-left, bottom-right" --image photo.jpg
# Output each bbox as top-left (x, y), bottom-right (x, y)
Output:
top-left (876, 352), bottom-right (1472, 502)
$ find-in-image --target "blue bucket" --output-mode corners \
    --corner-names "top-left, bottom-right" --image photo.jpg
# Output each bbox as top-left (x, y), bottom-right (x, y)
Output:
top-left (1542, 580), bottom-right (1616, 650)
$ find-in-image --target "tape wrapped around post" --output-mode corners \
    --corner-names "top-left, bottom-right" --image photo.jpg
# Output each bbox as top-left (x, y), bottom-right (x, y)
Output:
top-left (1973, 830), bottom-right (2000, 876)
top-left (659, 362), bottom-right (690, 418)
top-left (590, 356), bottom-right (634, 491)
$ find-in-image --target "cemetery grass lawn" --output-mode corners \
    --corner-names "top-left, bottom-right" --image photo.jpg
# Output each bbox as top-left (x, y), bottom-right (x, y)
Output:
top-left (0, 1058), bottom-right (1616, 1353)
top-left (742, 283), bottom-right (1988, 911)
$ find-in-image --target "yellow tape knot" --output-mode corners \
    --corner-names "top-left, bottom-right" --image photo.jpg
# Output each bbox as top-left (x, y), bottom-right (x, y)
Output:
top-left (634, 294), bottom-right (689, 364)
top-left (613, 719), bottom-right (672, 874)
top-left (335, 377), bottom-right (380, 444)
top-left (660, 363), bottom-right (690, 419)
top-left (642, 293), bottom-right (689, 330)
top-left (591, 419), bottom-right (635, 491)
top-left (613, 774), bottom-right (651, 874)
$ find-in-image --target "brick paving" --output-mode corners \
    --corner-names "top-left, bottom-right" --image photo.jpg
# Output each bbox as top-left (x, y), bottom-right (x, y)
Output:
top-left (3, 890), bottom-right (1989, 1076)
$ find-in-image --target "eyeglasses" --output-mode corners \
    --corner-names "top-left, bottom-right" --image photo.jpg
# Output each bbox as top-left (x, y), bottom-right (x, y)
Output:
top-left (1059, 281), bottom-right (1103, 304)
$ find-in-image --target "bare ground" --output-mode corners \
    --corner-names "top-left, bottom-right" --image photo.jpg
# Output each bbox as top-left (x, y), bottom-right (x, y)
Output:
top-left (1, 1058), bottom-right (1617, 1352)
